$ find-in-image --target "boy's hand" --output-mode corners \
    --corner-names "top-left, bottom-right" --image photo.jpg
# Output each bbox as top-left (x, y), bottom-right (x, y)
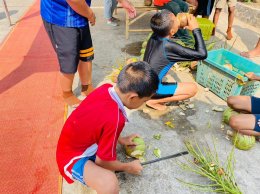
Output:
top-left (245, 72), bottom-right (258, 80)
top-left (185, 15), bottom-right (199, 31)
top-left (88, 9), bottom-right (96, 26)
top-left (119, 134), bottom-right (140, 146)
top-left (125, 160), bottom-right (143, 175)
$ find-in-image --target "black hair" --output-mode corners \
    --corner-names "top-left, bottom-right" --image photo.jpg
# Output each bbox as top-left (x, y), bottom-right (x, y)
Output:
top-left (150, 9), bottom-right (174, 37)
top-left (117, 61), bottom-right (159, 98)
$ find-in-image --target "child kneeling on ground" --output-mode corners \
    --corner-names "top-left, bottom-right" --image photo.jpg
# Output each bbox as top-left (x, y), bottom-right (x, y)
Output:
top-left (227, 72), bottom-right (260, 137)
top-left (56, 61), bottom-right (159, 194)
top-left (143, 9), bottom-right (207, 111)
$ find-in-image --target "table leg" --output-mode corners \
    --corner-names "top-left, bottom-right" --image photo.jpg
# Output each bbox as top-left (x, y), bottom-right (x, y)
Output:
top-left (125, 12), bottom-right (129, 39)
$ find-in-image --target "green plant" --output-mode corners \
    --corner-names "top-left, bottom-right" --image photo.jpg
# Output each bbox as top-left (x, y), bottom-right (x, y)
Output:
top-left (177, 139), bottom-right (242, 194)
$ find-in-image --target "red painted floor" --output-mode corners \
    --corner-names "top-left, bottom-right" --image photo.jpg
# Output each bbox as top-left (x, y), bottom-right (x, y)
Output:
top-left (0, 1), bottom-right (64, 193)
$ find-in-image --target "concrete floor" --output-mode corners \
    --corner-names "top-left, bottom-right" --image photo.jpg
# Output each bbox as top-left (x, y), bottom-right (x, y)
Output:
top-left (0, 0), bottom-right (35, 45)
top-left (63, 7), bottom-right (260, 194)
top-left (1, 2), bottom-right (259, 194)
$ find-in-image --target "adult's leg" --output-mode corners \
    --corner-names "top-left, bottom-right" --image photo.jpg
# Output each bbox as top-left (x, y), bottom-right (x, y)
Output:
top-left (84, 161), bottom-right (119, 194)
top-left (42, 20), bottom-right (81, 106)
top-left (146, 82), bottom-right (197, 110)
top-left (60, 73), bottom-right (82, 106)
top-left (78, 61), bottom-right (94, 96)
top-left (227, 96), bottom-right (251, 113)
top-left (226, 6), bottom-right (235, 40)
top-left (229, 114), bottom-right (260, 136)
top-left (79, 27), bottom-right (95, 96)
top-left (111, 0), bottom-right (118, 17)
top-left (212, 8), bottom-right (222, 35)
top-left (104, 0), bottom-right (112, 19)
top-left (240, 38), bottom-right (260, 58)
top-left (104, 0), bottom-right (118, 26)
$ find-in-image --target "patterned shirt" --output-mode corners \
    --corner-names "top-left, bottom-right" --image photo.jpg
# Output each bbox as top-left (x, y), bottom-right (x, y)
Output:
top-left (40, 0), bottom-right (91, 27)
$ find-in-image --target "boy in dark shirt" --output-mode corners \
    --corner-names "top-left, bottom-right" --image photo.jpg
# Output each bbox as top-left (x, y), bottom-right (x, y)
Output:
top-left (144, 10), bottom-right (207, 110)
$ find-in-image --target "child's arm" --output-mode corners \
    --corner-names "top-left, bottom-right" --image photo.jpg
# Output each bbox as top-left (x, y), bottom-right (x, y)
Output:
top-left (166, 16), bottom-right (207, 62)
top-left (245, 72), bottom-right (260, 81)
top-left (95, 156), bottom-right (143, 175)
top-left (66, 0), bottom-right (95, 26)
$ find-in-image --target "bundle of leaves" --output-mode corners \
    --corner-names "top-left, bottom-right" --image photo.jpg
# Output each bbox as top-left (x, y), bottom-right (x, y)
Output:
top-left (177, 139), bottom-right (242, 194)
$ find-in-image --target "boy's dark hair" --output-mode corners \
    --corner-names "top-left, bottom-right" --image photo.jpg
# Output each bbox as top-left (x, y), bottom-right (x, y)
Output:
top-left (117, 61), bottom-right (159, 98)
top-left (150, 9), bottom-right (174, 37)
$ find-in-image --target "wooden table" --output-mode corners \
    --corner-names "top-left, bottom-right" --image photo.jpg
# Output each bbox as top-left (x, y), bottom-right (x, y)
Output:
top-left (117, 1), bottom-right (195, 39)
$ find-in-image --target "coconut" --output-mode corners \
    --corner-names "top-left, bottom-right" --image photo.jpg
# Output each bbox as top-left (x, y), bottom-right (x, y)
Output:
top-left (223, 64), bottom-right (233, 71)
top-left (177, 13), bottom-right (190, 28)
top-left (223, 107), bottom-right (239, 124)
top-left (232, 132), bottom-right (255, 150)
top-left (125, 137), bottom-right (146, 159)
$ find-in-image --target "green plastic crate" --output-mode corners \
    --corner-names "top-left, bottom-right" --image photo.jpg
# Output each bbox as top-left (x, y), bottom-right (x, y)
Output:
top-left (196, 49), bottom-right (260, 101)
top-left (241, 81), bottom-right (260, 96)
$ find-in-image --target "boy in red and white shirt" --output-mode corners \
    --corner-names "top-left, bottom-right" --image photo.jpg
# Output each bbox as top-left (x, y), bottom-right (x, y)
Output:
top-left (56, 61), bottom-right (159, 193)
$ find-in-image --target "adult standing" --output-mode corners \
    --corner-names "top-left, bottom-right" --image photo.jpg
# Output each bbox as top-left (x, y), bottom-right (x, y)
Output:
top-left (195, 0), bottom-right (215, 18)
top-left (104, 0), bottom-right (119, 26)
top-left (40, 0), bottom-right (136, 107)
top-left (212, 0), bottom-right (236, 40)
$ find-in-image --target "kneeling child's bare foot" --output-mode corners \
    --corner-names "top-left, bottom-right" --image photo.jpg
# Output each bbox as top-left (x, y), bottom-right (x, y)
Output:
top-left (146, 102), bottom-right (167, 111)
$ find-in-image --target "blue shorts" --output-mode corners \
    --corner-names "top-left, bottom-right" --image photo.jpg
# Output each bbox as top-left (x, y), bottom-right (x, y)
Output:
top-left (251, 96), bottom-right (260, 132)
top-left (152, 82), bottom-right (178, 99)
top-left (71, 155), bottom-right (96, 185)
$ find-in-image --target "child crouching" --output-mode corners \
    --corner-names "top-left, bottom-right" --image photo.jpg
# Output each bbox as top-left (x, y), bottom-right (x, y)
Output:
top-left (56, 61), bottom-right (159, 194)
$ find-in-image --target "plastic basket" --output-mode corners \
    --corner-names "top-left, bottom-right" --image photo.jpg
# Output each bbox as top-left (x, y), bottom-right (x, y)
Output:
top-left (241, 81), bottom-right (260, 96)
top-left (196, 49), bottom-right (260, 100)
top-left (196, 18), bottom-right (215, 41)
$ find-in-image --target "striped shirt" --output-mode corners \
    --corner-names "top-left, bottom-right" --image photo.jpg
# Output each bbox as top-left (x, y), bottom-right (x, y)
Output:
top-left (40, 0), bottom-right (91, 27)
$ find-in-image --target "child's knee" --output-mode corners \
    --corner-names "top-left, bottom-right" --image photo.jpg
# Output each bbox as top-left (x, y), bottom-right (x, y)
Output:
top-left (227, 96), bottom-right (237, 107)
top-left (229, 115), bottom-right (240, 130)
top-left (189, 83), bottom-right (197, 97)
top-left (100, 172), bottom-right (119, 194)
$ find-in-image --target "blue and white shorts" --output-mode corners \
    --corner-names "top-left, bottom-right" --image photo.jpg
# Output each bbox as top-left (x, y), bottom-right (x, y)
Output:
top-left (71, 155), bottom-right (96, 185)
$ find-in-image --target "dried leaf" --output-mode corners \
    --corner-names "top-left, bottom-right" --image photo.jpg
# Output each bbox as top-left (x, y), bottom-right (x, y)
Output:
top-left (153, 134), bottom-right (162, 140)
top-left (153, 148), bottom-right (161, 158)
top-left (165, 121), bottom-right (175, 128)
